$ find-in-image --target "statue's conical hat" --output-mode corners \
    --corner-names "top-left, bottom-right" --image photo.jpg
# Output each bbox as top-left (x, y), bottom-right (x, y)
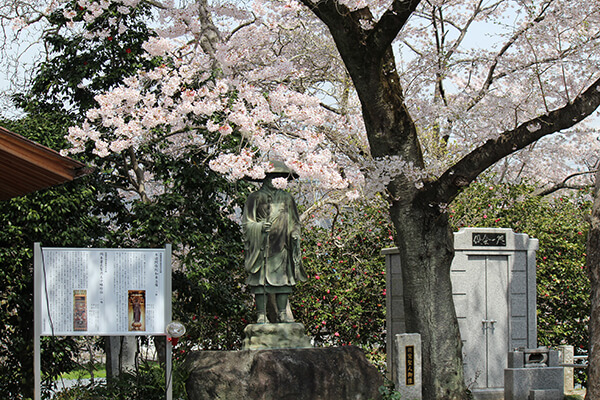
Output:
top-left (265, 160), bottom-right (298, 179)
top-left (244, 160), bottom-right (298, 181)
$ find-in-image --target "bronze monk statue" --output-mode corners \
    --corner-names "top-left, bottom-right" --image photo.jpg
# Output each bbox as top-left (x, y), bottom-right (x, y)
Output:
top-left (243, 161), bottom-right (307, 323)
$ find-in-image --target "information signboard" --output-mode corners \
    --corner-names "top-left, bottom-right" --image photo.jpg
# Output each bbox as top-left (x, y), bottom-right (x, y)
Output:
top-left (33, 244), bottom-right (173, 400)
top-left (37, 247), bottom-right (169, 336)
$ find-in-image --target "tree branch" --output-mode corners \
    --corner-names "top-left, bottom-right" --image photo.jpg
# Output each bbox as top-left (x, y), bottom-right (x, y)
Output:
top-left (533, 170), bottom-right (596, 196)
top-left (299, 191), bottom-right (347, 224)
top-left (425, 74), bottom-right (600, 205)
top-left (300, 0), bottom-right (421, 61)
top-left (127, 147), bottom-right (150, 203)
top-left (368, 0), bottom-right (422, 55)
top-left (465, 0), bottom-right (556, 112)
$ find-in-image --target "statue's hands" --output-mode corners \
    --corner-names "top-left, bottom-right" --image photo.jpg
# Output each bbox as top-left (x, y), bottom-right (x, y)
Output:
top-left (262, 221), bottom-right (272, 232)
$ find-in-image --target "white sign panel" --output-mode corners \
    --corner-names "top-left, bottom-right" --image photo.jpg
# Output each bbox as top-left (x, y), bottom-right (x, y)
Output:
top-left (38, 247), bottom-right (168, 336)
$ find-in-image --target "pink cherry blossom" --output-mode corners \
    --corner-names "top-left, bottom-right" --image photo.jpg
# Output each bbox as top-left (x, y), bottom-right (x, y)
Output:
top-left (3, 0), bottom-right (599, 211)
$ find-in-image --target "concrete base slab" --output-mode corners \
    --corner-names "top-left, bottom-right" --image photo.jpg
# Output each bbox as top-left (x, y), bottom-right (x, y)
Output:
top-left (529, 389), bottom-right (562, 400)
top-left (471, 388), bottom-right (504, 400)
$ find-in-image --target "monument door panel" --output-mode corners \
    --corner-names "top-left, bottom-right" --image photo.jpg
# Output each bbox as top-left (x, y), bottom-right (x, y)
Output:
top-left (453, 255), bottom-right (508, 389)
top-left (484, 255), bottom-right (509, 387)
top-left (454, 255), bottom-right (486, 389)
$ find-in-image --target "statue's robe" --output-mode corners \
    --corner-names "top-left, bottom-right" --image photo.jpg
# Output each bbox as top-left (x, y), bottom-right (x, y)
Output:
top-left (242, 184), bottom-right (307, 292)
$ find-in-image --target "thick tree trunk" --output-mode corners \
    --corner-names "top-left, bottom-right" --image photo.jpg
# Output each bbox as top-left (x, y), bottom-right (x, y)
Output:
top-left (331, 23), bottom-right (468, 400)
top-left (105, 336), bottom-right (137, 380)
top-left (586, 170), bottom-right (600, 400)
top-left (355, 40), bottom-right (468, 400)
top-left (155, 335), bottom-right (167, 366)
top-left (389, 184), bottom-right (466, 399)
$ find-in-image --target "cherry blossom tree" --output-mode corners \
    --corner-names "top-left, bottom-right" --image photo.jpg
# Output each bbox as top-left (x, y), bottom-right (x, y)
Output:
top-left (297, 1), bottom-right (600, 397)
top-left (5, 0), bottom-right (600, 398)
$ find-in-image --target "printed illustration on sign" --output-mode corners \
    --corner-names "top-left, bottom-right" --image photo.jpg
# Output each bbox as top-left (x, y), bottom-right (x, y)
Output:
top-left (73, 290), bottom-right (87, 331)
top-left (128, 290), bottom-right (146, 331)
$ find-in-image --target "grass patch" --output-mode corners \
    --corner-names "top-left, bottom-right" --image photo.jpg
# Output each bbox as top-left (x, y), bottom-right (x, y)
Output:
top-left (58, 364), bottom-right (106, 381)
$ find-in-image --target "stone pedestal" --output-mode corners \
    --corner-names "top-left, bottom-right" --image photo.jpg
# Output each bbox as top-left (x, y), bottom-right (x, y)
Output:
top-left (184, 346), bottom-right (383, 400)
top-left (504, 348), bottom-right (564, 400)
top-left (243, 322), bottom-right (312, 350)
top-left (504, 368), bottom-right (563, 400)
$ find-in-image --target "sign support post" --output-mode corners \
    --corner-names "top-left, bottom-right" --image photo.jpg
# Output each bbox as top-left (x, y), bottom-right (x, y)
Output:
top-left (165, 244), bottom-right (172, 400)
top-left (34, 243), bottom-right (42, 400)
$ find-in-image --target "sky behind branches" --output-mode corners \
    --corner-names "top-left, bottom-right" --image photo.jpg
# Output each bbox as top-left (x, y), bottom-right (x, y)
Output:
top-left (0, 22), bottom-right (45, 118)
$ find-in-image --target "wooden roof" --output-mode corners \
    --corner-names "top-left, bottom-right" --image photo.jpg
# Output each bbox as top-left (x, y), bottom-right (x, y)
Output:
top-left (0, 126), bottom-right (91, 200)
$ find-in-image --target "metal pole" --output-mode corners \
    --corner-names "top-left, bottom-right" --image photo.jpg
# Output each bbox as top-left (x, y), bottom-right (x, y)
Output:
top-left (34, 243), bottom-right (42, 400)
top-left (165, 244), bottom-right (172, 400)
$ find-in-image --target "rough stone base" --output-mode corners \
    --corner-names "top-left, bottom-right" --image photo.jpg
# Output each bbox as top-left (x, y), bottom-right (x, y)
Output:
top-left (185, 346), bottom-right (383, 400)
top-left (243, 322), bottom-right (312, 350)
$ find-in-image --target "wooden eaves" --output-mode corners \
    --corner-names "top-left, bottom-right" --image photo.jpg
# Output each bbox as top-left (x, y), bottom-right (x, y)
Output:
top-left (0, 126), bottom-right (91, 200)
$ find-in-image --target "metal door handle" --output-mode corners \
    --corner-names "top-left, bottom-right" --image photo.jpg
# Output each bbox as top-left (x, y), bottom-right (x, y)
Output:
top-left (482, 320), bottom-right (497, 330)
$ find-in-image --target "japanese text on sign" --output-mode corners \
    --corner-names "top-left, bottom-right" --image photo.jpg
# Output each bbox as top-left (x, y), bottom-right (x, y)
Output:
top-left (406, 345), bottom-right (415, 386)
top-left (472, 232), bottom-right (507, 247)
